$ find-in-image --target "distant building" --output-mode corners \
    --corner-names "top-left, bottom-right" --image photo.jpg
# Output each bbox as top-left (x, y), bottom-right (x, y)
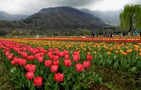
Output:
top-left (103, 26), bottom-right (116, 32)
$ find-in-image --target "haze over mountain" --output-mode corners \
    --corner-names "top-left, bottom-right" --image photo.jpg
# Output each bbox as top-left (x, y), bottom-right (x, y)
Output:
top-left (81, 9), bottom-right (120, 26)
top-left (0, 11), bottom-right (27, 21)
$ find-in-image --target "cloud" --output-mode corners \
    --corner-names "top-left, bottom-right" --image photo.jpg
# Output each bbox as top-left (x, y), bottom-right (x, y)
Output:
top-left (0, 0), bottom-right (100, 14)
top-left (90, 0), bottom-right (141, 11)
top-left (55, 0), bottom-right (99, 7)
top-left (134, 0), bottom-right (141, 4)
top-left (0, 0), bottom-right (140, 14)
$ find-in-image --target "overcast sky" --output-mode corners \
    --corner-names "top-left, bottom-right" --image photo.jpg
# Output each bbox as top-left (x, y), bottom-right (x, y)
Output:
top-left (0, 0), bottom-right (140, 15)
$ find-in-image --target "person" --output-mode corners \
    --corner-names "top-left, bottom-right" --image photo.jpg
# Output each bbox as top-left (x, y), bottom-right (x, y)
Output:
top-left (110, 32), bottom-right (112, 37)
top-left (91, 32), bottom-right (95, 37)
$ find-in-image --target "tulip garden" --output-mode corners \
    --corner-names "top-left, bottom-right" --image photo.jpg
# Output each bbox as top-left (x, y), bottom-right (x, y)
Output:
top-left (0, 37), bottom-right (141, 90)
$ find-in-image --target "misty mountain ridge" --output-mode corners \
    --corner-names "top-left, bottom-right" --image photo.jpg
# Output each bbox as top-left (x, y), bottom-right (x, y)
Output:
top-left (81, 9), bottom-right (120, 26)
top-left (23, 6), bottom-right (106, 29)
top-left (0, 7), bottom-right (120, 26)
top-left (0, 11), bottom-right (28, 21)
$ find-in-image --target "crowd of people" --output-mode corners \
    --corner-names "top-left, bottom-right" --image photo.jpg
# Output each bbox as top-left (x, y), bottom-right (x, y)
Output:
top-left (91, 32), bottom-right (141, 37)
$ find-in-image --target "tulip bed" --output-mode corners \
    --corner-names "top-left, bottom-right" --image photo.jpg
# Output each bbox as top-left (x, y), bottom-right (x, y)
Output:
top-left (0, 40), bottom-right (102, 90)
top-left (1, 38), bottom-right (141, 90)
top-left (13, 39), bottom-right (141, 73)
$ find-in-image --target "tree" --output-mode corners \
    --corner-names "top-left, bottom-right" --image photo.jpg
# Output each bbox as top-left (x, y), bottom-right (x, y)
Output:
top-left (120, 4), bottom-right (141, 33)
top-left (80, 29), bottom-right (91, 35)
top-left (134, 5), bottom-right (141, 32)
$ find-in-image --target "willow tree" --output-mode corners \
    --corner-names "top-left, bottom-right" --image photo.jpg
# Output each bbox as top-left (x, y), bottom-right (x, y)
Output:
top-left (134, 5), bottom-right (141, 32)
top-left (120, 4), bottom-right (141, 33)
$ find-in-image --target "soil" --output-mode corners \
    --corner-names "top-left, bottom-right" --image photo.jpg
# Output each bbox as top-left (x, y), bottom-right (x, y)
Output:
top-left (90, 85), bottom-right (110, 90)
top-left (95, 66), bottom-right (141, 90)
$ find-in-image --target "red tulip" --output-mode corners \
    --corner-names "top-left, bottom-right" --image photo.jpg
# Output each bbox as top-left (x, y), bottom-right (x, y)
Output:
top-left (73, 51), bottom-right (79, 55)
top-left (12, 57), bottom-right (26, 66)
top-left (7, 53), bottom-right (14, 60)
top-left (47, 52), bottom-right (53, 57)
top-left (25, 64), bottom-right (36, 72)
top-left (5, 51), bottom-right (10, 56)
top-left (63, 50), bottom-right (69, 54)
top-left (35, 53), bottom-right (43, 58)
top-left (27, 55), bottom-right (34, 61)
top-left (44, 60), bottom-right (52, 67)
top-left (39, 47), bottom-right (46, 53)
top-left (59, 52), bottom-right (64, 57)
top-left (54, 50), bottom-right (60, 56)
top-left (64, 54), bottom-right (70, 59)
top-left (54, 73), bottom-right (64, 83)
top-left (31, 49), bottom-right (38, 54)
top-left (20, 52), bottom-right (28, 58)
top-left (86, 53), bottom-right (93, 61)
top-left (52, 55), bottom-right (59, 61)
top-left (50, 65), bottom-right (58, 73)
top-left (48, 48), bottom-right (53, 52)
top-left (11, 59), bottom-right (17, 65)
top-left (33, 76), bottom-right (43, 87)
top-left (18, 59), bottom-right (27, 66)
top-left (25, 72), bottom-right (34, 80)
top-left (64, 59), bottom-right (72, 67)
top-left (73, 55), bottom-right (80, 62)
top-left (37, 56), bottom-right (44, 63)
top-left (48, 55), bottom-right (53, 60)
top-left (83, 61), bottom-right (91, 69)
top-left (53, 60), bottom-right (59, 65)
top-left (75, 64), bottom-right (84, 72)
top-left (11, 57), bottom-right (19, 64)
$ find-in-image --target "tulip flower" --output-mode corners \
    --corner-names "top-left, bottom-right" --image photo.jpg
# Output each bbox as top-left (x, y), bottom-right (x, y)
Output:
top-left (63, 50), bottom-right (69, 55)
top-left (17, 59), bottom-right (27, 66)
top-left (37, 56), bottom-right (44, 63)
top-left (52, 60), bottom-right (59, 65)
top-left (25, 72), bottom-right (34, 80)
top-left (64, 54), bottom-right (70, 59)
top-left (86, 53), bottom-right (93, 61)
top-left (59, 52), bottom-right (64, 57)
top-left (50, 65), bottom-right (58, 73)
top-left (11, 59), bottom-right (17, 65)
top-left (21, 52), bottom-right (28, 58)
top-left (44, 60), bottom-right (52, 67)
top-left (25, 64), bottom-right (36, 72)
top-left (27, 55), bottom-right (34, 61)
top-left (54, 73), bottom-right (64, 83)
top-left (83, 61), bottom-right (91, 69)
top-left (7, 53), bottom-right (14, 60)
top-left (64, 59), bottom-right (72, 67)
top-left (12, 57), bottom-right (26, 66)
top-left (52, 55), bottom-right (59, 61)
top-left (33, 76), bottom-right (43, 87)
top-left (75, 63), bottom-right (84, 72)
top-left (73, 51), bottom-right (79, 55)
top-left (73, 55), bottom-right (80, 62)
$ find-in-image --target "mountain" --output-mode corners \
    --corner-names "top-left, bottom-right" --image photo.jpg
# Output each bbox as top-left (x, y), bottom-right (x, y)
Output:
top-left (0, 11), bottom-right (27, 21)
top-left (81, 9), bottom-right (120, 26)
top-left (23, 7), bottom-right (106, 30)
top-left (0, 7), bottom-right (111, 36)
